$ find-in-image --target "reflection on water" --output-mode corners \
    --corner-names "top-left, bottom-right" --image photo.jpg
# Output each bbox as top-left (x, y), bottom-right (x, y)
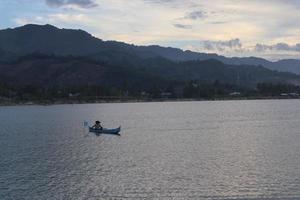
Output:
top-left (0, 100), bottom-right (300, 199)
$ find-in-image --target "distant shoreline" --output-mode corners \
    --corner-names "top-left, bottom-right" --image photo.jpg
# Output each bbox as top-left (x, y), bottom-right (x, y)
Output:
top-left (1, 96), bottom-right (299, 107)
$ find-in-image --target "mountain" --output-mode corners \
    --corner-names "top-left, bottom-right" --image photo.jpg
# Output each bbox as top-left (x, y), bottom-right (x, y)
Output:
top-left (1, 23), bottom-right (300, 97)
top-left (0, 24), bottom-right (103, 56)
top-left (0, 54), bottom-right (167, 89)
top-left (130, 46), bottom-right (300, 75)
top-left (267, 59), bottom-right (300, 75)
top-left (1, 54), bottom-right (299, 90)
top-left (1, 24), bottom-right (300, 75)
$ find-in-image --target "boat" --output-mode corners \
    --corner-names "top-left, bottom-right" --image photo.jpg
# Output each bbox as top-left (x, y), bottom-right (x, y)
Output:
top-left (89, 126), bottom-right (121, 135)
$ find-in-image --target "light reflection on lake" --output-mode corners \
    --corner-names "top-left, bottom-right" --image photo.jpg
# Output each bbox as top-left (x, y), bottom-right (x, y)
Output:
top-left (0, 100), bottom-right (300, 199)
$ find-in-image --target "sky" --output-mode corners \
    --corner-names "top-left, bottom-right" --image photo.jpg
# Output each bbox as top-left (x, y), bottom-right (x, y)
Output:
top-left (1, 0), bottom-right (300, 60)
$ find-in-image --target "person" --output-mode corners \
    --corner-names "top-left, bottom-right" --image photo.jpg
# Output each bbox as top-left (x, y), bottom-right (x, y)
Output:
top-left (92, 121), bottom-right (103, 130)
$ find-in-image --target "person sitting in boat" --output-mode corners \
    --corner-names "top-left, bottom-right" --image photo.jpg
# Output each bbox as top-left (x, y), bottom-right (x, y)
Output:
top-left (92, 121), bottom-right (103, 130)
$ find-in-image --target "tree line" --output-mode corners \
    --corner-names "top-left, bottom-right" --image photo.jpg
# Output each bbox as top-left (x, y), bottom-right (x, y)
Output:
top-left (1, 81), bottom-right (299, 103)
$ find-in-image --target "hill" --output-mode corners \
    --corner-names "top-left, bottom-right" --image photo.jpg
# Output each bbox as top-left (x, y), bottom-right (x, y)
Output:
top-left (1, 54), bottom-right (299, 89)
top-left (1, 24), bottom-right (300, 75)
top-left (1, 24), bottom-right (300, 101)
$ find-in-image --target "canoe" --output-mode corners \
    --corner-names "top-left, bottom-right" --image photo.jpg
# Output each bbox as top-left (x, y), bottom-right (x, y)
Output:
top-left (89, 126), bottom-right (121, 135)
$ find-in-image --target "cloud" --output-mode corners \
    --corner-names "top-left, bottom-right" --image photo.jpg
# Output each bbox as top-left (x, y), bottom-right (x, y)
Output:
top-left (185, 11), bottom-right (206, 20)
top-left (200, 38), bottom-right (243, 52)
top-left (143, 0), bottom-right (179, 4)
top-left (142, 0), bottom-right (192, 8)
top-left (45, 0), bottom-right (97, 8)
top-left (255, 43), bottom-right (300, 52)
top-left (6, 0), bottom-right (300, 60)
top-left (143, 0), bottom-right (175, 2)
top-left (14, 13), bottom-right (93, 26)
top-left (210, 21), bottom-right (227, 24)
top-left (187, 39), bottom-right (300, 54)
top-left (173, 23), bottom-right (192, 29)
top-left (180, 38), bottom-right (300, 60)
top-left (14, 17), bottom-right (41, 26)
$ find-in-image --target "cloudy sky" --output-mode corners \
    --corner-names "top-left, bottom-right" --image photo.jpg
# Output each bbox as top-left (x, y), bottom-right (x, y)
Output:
top-left (1, 0), bottom-right (300, 60)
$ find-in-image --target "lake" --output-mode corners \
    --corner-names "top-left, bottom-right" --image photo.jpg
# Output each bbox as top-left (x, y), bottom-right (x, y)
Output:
top-left (0, 100), bottom-right (300, 200)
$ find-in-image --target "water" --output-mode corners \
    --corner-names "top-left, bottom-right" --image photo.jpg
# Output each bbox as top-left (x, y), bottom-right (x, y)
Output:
top-left (0, 100), bottom-right (300, 200)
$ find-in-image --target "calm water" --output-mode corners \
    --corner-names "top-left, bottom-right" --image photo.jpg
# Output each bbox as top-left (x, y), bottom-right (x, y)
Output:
top-left (0, 100), bottom-right (300, 200)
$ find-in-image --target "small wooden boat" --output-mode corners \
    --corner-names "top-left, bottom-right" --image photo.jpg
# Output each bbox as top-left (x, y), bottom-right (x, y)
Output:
top-left (89, 126), bottom-right (121, 135)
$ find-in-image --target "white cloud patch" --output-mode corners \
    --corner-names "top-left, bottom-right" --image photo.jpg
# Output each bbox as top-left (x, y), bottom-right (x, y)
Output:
top-left (14, 17), bottom-right (44, 26)
top-left (14, 13), bottom-right (94, 28)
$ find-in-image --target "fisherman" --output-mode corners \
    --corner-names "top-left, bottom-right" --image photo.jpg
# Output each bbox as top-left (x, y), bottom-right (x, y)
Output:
top-left (92, 120), bottom-right (103, 130)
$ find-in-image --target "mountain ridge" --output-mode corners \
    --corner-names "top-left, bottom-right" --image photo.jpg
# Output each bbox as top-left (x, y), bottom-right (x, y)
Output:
top-left (1, 24), bottom-right (300, 75)
top-left (1, 53), bottom-right (299, 90)
top-left (1, 24), bottom-right (300, 97)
